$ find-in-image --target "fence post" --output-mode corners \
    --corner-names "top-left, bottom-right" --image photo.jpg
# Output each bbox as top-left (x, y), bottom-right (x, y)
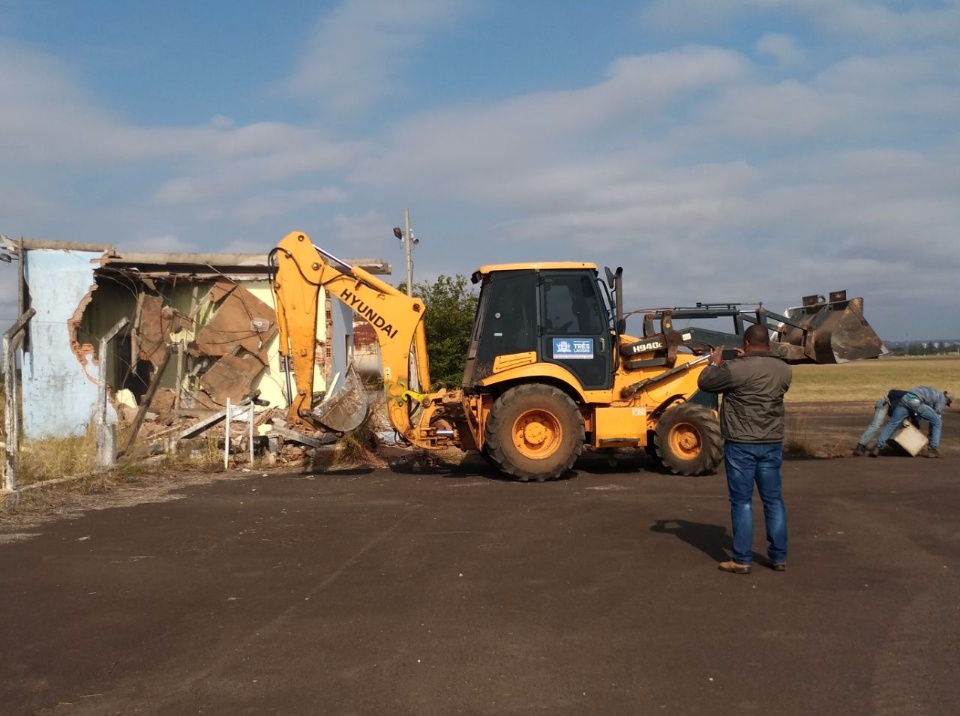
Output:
top-left (96, 318), bottom-right (129, 469)
top-left (248, 404), bottom-right (255, 466)
top-left (3, 309), bottom-right (37, 493)
top-left (224, 397), bottom-right (231, 469)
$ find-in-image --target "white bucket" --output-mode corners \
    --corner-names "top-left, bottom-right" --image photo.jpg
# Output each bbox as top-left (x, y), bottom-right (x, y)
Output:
top-left (890, 421), bottom-right (928, 456)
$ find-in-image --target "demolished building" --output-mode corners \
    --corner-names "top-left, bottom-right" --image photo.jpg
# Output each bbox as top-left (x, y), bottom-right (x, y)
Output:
top-left (1, 236), bottom-right (389, 442)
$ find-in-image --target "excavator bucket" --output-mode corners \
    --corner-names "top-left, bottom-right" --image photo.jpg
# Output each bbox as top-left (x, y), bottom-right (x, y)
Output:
top-left (772, 291), bottom-right (887, 364)
top-left (310, 363), bottom-right (370, 433)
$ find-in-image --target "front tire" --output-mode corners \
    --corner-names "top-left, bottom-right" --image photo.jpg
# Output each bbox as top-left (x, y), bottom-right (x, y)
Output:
top-left (485, 384), bottom-right (584, 482)
top-left (654, 402), bottom-right (722, 476)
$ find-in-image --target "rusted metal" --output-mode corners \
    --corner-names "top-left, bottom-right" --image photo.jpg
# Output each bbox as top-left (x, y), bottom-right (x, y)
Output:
top-left (191, 280), bottom-right (277, 364)
top-left (200, 352), bottom-right (268, 405)
top-left (773, 294), bottom-right (885, 364)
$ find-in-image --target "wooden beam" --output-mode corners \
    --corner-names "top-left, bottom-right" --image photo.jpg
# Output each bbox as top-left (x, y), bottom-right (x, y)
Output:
top-left (118, 346), bottom-right (172, 458)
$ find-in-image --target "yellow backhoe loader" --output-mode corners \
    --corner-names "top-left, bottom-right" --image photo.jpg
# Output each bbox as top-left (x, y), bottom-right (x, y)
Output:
top-left (269, 231), bottom-right (884, 482)
top-left (270, 230), bottom-right (725, 481)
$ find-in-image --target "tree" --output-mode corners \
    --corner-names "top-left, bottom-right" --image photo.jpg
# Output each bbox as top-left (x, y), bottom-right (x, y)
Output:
top-left (400, 274), bottom-right (478, 388)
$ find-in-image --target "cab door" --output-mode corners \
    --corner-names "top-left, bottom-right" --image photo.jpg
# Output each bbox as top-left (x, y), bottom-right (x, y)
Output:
top-left (539, 271), bottom-right (612, 390)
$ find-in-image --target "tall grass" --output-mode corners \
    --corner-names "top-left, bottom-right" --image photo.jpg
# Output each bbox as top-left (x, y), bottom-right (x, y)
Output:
top-left (17, 430), bottom-right (98, 485)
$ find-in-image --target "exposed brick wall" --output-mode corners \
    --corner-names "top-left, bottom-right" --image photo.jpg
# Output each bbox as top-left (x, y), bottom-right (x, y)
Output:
top-left (353, 318), bottom-right (377, 348)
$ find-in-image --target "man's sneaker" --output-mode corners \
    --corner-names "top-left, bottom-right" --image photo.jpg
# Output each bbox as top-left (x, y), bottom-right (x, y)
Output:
top-left (868, 445), bottom-right (881, 457)
top-left (923, 447), bottom-right (941, 458)
top-left (853, 443), bottom-right (867, 456)
top-left (771, 562), bottom-right (787, 572)
top-left (718, 560), bottom-right (751, 574)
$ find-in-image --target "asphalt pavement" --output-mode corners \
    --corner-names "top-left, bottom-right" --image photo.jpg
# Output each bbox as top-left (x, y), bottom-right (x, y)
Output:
top-left (2, 409), bottom-right (959, 715)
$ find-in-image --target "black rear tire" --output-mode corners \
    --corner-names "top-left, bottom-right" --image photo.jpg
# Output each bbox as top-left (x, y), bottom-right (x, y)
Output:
top-left (654, 402), bottom-right (722, 476)
top-left (484, 384), bottom-right (584, 482)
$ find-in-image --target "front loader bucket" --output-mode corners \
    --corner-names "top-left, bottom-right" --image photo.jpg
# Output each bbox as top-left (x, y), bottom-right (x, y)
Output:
top-left (311, 363), bottom-right (370, 432)
top-left (773, 292), bottom-right (886, 364)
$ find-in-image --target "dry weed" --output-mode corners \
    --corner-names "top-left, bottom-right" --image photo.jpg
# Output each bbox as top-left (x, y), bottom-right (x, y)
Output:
top-left (333, 418), bottom-right (385, 468)
top-left (783, 413), bottom-right (814, 457)
top-left (16, 430), bottom-right (98, 486)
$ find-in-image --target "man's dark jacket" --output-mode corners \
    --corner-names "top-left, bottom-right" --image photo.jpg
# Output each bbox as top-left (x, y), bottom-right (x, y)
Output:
top-left (697, 352), bottom-right (793, 443)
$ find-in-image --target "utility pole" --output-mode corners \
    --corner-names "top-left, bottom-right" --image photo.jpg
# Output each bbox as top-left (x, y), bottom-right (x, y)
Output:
top-left (393, 208), bottom-right (418, 296)
top-left (404, 208), bottom-right (413, 296)
top-left (392, 210), bottom-right (421, 390)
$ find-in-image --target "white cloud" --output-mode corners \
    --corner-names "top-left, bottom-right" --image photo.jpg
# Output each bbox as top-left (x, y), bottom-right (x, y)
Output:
top-left (150, 137), bottom-right (362, 206)
top-left (282, 0), bottom-right (477, 111)
top-left (0, 40), bottom-right (366, 233)
top-left (0, 41), bottom-right (363, 166)
top-left (0, 43), bottom-right (215, 163)
top-left (806, 0), bottom-right (960, 44)
top-left (756, 33), bottom-right (805, 68)
top-left (353, 46), bottom-right (748, 191)
top-left (325, 32), bottom-right (958, 339)
top-left (671, 45), bottom-right (960, 145)
top-left (329, 211), bottom-right (394, 248)
top-left (693, 80), bottom-right (870, 142)
top-left (639, 0), bottom-right (960, 46)
top-left (1, 3), bottom-right (959, 340)
top-left (119, 234), bottom-right (196, 253)
top-left (232, 187), bottom-right (348, 224)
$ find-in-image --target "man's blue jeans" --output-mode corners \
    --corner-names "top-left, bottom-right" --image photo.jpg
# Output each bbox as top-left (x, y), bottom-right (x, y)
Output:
top-left (858, 397), bottom-right (890, 446)
top-left (724, 441), bottom-right (788, 565)
top-left (877, 394), bottom-right (942, 450)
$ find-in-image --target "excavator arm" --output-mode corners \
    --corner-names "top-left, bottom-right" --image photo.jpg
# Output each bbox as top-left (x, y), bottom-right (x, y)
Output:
top-left (270, 231), bottom-right (432, 438)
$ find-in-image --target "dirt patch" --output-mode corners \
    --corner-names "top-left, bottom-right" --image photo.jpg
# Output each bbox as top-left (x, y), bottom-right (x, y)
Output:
top-left (0, 469), bottom-right (263, 543)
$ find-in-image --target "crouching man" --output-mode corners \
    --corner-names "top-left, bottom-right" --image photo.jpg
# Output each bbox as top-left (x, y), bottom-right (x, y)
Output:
top-left (871, 387), bottom-right (953, 458)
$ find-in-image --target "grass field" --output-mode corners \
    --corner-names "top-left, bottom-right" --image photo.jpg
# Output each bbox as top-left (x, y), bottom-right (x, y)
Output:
top-left (787, 355), bottom-right (960, 403)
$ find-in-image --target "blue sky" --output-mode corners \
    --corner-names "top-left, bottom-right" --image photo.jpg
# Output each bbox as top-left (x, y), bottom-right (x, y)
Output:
top-left (2, 0), bottom-right (959, 341)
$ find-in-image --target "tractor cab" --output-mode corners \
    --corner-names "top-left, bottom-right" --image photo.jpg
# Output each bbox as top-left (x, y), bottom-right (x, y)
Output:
top-left (462, 263), bottom-right (616, 391)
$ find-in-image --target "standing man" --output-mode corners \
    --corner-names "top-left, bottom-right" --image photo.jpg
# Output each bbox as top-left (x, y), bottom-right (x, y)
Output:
top-left (698, 324), bottom-right (793, 575)
top-left (870, 387), bottom-right (953, 458)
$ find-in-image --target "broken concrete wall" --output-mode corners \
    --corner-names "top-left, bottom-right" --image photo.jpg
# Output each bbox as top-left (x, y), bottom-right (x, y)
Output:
top-left (76, 275), bottom-right (335, 414)
top-left (16, 242), bottom-right (373, 445)
top-left (21, 248), bottom-right (107, 438)
top-left (74, 277), bottom-right (138, 389)
top-left (77, 277), bottom-right (189, 402)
